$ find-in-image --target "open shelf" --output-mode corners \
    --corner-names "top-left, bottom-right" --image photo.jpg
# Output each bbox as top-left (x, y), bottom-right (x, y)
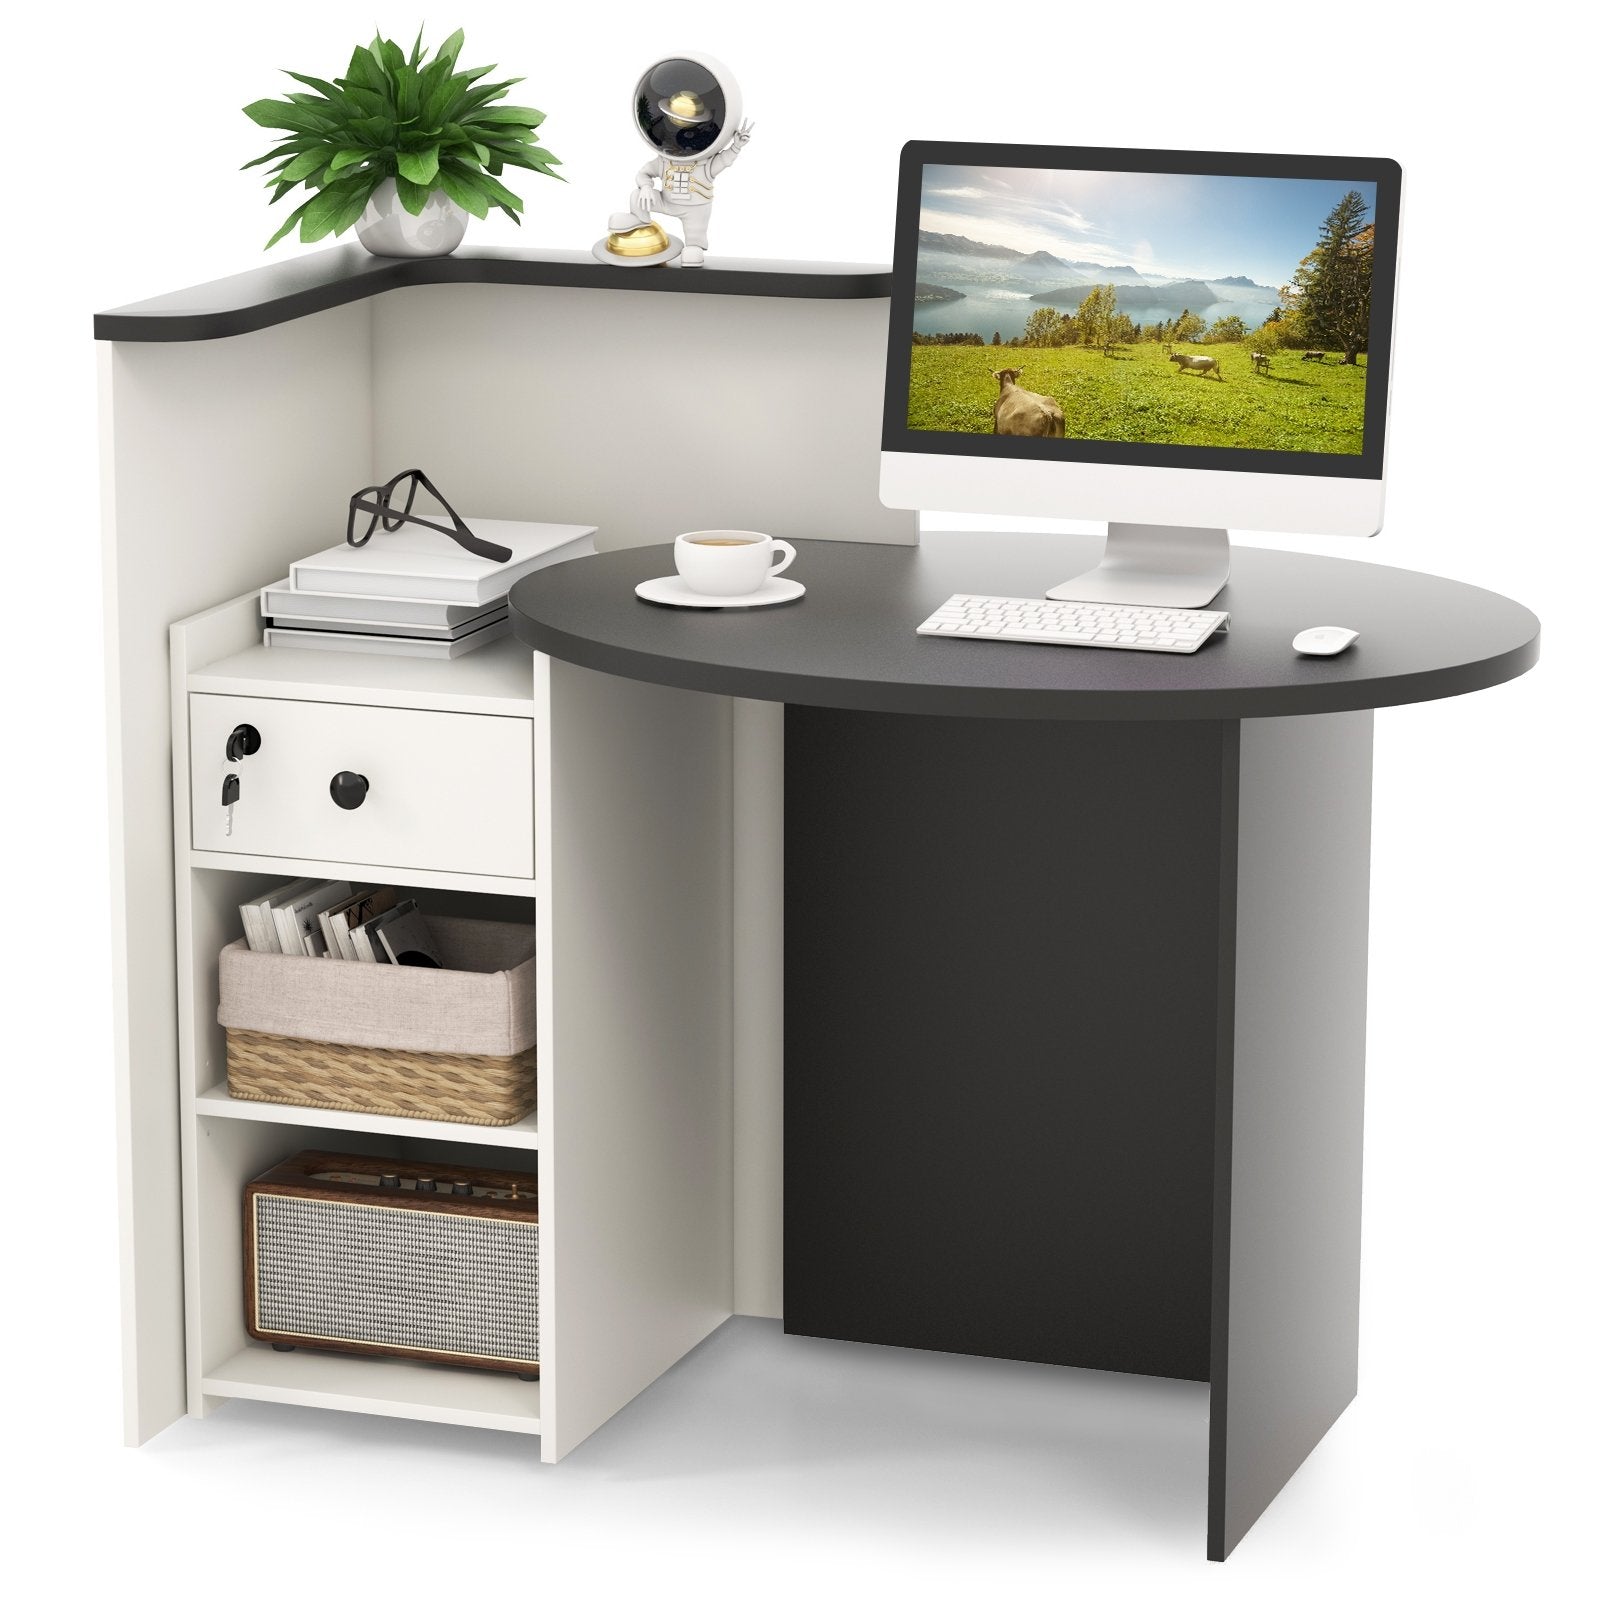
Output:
top-left (203, 1345), bottom-right (540, 1435)
top-left (189, 850), bottom-right (537, 900)
top-left (195, 1083), bottom-right (539, 1149)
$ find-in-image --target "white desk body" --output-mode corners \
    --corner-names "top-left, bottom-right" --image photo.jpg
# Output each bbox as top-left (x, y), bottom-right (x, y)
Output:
top-left (100, 252), bottom-right (909, 1456)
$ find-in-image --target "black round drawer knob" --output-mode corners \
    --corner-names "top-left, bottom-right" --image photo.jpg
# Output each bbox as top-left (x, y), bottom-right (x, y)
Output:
top-left (329, 771), bottom-right (369, 809)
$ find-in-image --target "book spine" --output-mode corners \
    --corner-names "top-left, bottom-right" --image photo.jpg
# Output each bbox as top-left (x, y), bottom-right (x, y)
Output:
top-left (272, 903), bottom-right (304, 956)
top-left (290, 569), bottom-right (477, 602)
top-left (257, 903), bottom-right (283, 955)
top-left (317, 909), bottom-right (344, 961)
top-left (329, 911), bottom-right (357, 962)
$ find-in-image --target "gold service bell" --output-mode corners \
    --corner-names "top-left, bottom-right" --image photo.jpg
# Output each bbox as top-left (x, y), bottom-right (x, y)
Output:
top-left (604, 221), bottom-right (674, 259)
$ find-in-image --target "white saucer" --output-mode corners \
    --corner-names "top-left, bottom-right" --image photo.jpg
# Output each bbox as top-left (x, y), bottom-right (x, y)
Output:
top-left (636, 574), bottom-right (806, 610)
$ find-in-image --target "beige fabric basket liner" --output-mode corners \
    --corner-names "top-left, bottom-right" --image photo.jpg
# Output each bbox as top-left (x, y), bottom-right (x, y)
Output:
top-left (218, 915), bottom-right (536, 1056)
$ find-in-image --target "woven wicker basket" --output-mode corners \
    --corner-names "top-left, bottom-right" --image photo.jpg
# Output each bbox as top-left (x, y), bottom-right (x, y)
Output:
top-left (219, 916), bottom-right (536, 1127)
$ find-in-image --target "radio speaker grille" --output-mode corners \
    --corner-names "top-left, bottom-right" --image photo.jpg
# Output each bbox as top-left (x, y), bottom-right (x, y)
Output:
top-left (253, 1193), bottom-right (539, 1364)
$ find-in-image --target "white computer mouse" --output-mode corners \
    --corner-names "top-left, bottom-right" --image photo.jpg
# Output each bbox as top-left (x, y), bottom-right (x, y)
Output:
top-left (1292, 625), bottom-right (1360, 657)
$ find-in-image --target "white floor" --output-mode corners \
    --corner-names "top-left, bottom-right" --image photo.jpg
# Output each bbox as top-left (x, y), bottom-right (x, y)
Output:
top-left (14, 1312), bottom-right (1585, 1594)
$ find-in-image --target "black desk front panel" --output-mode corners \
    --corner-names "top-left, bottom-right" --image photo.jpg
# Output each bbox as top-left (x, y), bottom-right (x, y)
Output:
top-left (784, 708), bottom-right (1232, 1381)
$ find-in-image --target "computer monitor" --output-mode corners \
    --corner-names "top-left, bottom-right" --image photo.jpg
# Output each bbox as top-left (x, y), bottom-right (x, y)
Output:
top-left (880, 142), bottom-right (1402, 606)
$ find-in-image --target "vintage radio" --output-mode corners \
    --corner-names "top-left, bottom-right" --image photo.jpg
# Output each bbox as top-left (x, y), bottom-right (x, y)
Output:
top-left (244, 1150), bottom-right (539, 1377)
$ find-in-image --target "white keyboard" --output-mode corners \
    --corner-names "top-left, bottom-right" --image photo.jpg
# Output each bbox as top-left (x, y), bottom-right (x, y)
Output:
top-left (917, 594), bottom-right (1230, 654)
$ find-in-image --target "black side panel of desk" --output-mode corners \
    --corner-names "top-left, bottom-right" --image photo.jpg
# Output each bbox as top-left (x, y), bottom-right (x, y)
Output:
top-left (784, 709), bottom-right (1230, 1381)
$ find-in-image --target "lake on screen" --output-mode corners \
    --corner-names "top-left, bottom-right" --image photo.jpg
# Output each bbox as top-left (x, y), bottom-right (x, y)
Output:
top-left (914, 289), bottom-right (1213, 342)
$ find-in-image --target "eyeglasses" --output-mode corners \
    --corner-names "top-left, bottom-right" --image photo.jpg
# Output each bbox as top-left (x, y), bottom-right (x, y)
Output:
top-left (346, 469), bottom-right (512, 563)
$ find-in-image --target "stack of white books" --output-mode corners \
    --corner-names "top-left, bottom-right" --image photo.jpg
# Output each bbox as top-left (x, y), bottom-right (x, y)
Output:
top-left (263, 516), bottom-right (597, 659)
top-left (238, 880), bottom-right (442, 963)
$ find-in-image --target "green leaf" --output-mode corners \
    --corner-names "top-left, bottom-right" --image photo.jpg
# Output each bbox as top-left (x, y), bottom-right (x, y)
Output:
top-left (511, 147), bottom-right (563, 172)
top-left (435, 165), bottom-right (490, 218)
top-left (282, 70), bottom-right (348, 104)
top-left (409, 27), bottom-right (424, 68)
top-left (395, 144), bottom-right (440, 184)
top-left (243, 98), bottom-right (333, 134)
top-left (394, 174), bottom-right (433, 215)
top-left (395, 60), bottom-right (419, 121)
top-left (439, 63), bottom-right (495, 106)
top-left (378, 36), bottom-right (406, 77)
top-left (470, 105), bottom-right (543, 127)
top-left (325, 179), bottom-right (378, 238)
top-left (454, 79), bottom-right (523, 117)
top-left (328, 147), bottom-right (369, 174)
top-left (436, 28), bottom-right (466, 69)
top-left (349, 116), bottom-right (397, 144)
top-left (338, 83), bottom-right (388, 116)
top-left (419, 61), bottom-right (458, 126)
top-left (299, 178), bottom-right (365, 242)
top-left (279, 149), bottom-right (326, 182)
top-left (265, 197), bottom-right (314, 248)
top-left (471, 169), bottom-right (524, 211)
top-left (344, 45), bottom-right (387, 94)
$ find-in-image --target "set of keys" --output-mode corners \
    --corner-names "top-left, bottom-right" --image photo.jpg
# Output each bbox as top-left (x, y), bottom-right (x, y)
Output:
top-left (221, 722), bottom-right (260, 836)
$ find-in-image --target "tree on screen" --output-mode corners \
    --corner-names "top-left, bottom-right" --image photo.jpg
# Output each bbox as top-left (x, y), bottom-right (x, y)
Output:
top-left (1292, 191), bottom-right (1374, 364)
top-left (1076, 285), bottom-right (1120, 355)
top-left (1023, 305), bottom-right (1071, 347)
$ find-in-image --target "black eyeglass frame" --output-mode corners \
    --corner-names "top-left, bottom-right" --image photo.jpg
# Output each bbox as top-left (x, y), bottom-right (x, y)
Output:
top-left (346, 469), bottom-right (512, 563)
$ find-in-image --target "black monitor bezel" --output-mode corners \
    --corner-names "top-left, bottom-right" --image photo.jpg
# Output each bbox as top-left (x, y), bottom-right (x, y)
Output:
top-left (882, 141), bottom-right (1402, 480)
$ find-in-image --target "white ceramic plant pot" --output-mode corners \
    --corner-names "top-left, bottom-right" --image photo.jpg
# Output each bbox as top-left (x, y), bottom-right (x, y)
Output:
top-left (355, 177), bottom-right (469, 258)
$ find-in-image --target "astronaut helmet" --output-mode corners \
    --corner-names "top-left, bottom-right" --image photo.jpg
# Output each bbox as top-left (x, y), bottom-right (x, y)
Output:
top-left (631, 54), bottom-right (742, 163)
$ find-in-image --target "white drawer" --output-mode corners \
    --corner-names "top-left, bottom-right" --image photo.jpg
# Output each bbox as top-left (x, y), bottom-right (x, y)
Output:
top-left (190, 693), bottom-right (533, 879)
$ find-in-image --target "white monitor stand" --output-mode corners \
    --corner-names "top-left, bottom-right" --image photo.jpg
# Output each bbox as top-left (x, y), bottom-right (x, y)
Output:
top-left (1045, 523), bottom-right (1230, 609)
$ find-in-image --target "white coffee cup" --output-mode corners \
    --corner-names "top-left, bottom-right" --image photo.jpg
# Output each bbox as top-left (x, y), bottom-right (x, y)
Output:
top-left (674, 530), bottom-right (797, 597)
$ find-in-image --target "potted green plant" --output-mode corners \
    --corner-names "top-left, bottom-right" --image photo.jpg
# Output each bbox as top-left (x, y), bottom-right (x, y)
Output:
top-left (243, 27), bottom-right (562, 257)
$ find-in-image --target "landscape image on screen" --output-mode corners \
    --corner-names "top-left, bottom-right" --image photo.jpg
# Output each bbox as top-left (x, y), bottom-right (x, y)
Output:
top-left (909, 166), bottom-right (1379, 453)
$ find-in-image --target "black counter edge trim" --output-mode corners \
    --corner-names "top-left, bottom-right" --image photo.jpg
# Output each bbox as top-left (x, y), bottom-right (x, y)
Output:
top-left (95, 254), bottom-right (895, 343)
top-left (511, 620), bottom-right (1540, 722)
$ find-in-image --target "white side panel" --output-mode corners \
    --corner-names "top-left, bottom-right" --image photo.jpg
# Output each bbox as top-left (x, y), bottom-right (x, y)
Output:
top-left (372, 285), bottom-right (915, 550)
top-left (170, 607), bottom-right (263, 1419)
top-left (537, 654), bottom-right (734, 1461)
top-left (883, 451), bottom-right (1384, 538)
top-left (102, 306), bottom-right (374, 1443)
top-left (732, 699), bottom-right (784, 1318)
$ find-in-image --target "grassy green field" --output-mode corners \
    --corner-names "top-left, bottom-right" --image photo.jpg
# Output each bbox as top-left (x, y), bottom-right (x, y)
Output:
top-left (908, 341), bottom-right (1366, 453)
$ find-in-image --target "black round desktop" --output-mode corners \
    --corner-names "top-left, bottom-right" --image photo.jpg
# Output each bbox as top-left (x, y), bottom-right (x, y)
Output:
top-left (509, 531), bottom-right (1538, 1560)
top-left (508, 531), bottom-right (1539, 721)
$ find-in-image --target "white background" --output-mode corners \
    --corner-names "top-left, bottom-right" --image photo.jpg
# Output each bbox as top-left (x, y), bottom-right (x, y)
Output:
top-left (6, 0), bottom-right (1595, 1592)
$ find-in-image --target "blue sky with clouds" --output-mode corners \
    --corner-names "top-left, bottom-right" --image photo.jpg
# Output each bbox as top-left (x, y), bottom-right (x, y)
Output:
top-left (921, 165), bottom-right (1378, 288)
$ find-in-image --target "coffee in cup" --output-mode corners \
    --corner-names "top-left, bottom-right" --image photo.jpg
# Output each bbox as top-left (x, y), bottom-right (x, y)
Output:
top-left (675, 531), bottom-right (797, 597)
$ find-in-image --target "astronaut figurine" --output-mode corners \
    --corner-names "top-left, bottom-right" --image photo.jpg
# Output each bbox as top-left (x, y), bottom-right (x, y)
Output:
top-left (593, 54), bottom-right (752, 268)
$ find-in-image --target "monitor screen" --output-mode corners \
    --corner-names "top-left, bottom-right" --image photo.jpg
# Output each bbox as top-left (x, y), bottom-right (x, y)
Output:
top-left (882, 144), bottom-right (1401, 481)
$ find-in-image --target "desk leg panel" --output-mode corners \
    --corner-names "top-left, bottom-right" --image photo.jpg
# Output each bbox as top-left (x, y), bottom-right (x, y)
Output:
top-left (1208, 710), bottom-right (1372, 1559)
top-left (784, 708), bottom-right (1230, 1380)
